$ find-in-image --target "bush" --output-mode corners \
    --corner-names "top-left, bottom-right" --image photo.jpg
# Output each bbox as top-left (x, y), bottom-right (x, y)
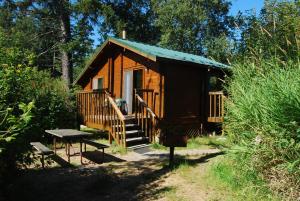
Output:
top-left (0, 102), bottom-right (34, 183)
top-left (0, 65), bottom-right (76, 182)
top-left (225, 60), bottom-right (300, 199)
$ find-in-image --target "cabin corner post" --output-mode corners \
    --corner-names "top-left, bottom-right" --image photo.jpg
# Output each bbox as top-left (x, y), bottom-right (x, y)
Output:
top-left (76, 92), bottom-right (80, 130)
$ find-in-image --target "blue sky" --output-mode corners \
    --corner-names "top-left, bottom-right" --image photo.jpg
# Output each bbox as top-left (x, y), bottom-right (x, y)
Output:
top-left (91, 0), bottom-right (265, 47)
top-left (230, 0), bottom-right (264, 15)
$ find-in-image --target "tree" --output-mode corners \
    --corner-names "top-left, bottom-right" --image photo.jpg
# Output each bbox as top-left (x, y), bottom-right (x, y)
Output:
top-left (0, 0), bottom-right (97, 86)
top-left (100, 0), bottom-right (160, 44)
top-left (152, 0), bottom-right (234, 62)
top-left (238, 0), bottom-right (300, 63)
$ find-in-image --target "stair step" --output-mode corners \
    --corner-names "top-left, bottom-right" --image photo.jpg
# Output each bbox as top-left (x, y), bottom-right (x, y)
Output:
top-left (116, 130), bottom-right (143, 136)
top-left (126, 136), bottom-right (149, 143)
top-left (127, 143), bottom-right (150, 150)
top-left (124, 116), bottom-right (137, 124)
top-left (113, 124), bottom-right (139, 130)
top-left (112, 124), bottom-right (137, 128)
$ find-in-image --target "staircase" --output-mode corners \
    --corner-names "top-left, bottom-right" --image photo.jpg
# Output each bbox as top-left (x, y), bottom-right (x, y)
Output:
top-left (76, 89), bottom-right (158, 149)
top-left (114, 116), bottom-right (149, 148)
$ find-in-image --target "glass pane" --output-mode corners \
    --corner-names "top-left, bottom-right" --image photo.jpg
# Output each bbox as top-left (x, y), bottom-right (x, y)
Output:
top-left (98, 78), bottom-right (103, 89)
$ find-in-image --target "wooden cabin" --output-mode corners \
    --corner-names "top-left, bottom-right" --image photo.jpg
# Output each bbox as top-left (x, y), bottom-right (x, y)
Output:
top-left (74, 37), bottom-right (228, 148)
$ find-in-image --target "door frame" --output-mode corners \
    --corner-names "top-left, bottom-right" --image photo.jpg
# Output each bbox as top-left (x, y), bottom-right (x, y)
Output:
top-left (122, 67), bottom-right (144, 114)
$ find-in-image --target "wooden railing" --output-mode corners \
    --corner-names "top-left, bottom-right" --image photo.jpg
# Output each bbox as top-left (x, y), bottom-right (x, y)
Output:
top-left (134, 89), bottom-right (157, 111)
top-left (77, 90), bottom-right (127, 147)
top-left (105, 94), bottom-right (127, 147)
top-left (134, 91), bottom-right (159, 142)
top-left (77, 89), bottom-right (107, 126)
top-left (208, 91), bottom-right (225, 123)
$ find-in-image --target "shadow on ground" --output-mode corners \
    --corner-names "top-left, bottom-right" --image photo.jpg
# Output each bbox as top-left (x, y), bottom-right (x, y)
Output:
top-left (83, 151), bottom-right (126, 164)
top-left (4, 152), bottom-right (222, 201)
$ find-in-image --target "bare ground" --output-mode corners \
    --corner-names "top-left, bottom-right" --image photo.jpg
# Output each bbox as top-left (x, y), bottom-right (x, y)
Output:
top-left (3, 144), bottom-right (226, 201)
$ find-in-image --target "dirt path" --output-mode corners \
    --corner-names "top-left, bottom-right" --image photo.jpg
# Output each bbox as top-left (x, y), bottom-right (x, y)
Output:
top-left (4, 146), bottom-right (225, 201)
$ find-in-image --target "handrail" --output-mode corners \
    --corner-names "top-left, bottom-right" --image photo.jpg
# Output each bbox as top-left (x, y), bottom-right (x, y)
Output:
top-left (135, 95), bottom-right (158, 120)
top-left (134, 92), bottom-right (159, 143)
top-left (76, 89), bottom-right (127, 147)
top-left (208, 91), bottom-right (225, 123)
top-left (106, 96), bottom-right (125, 121)
top-left (105, 92), bottom-right (127, 147)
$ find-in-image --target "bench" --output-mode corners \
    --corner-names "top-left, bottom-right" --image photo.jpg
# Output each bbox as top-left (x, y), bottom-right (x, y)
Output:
top-left (81, 139), bottom-right (109, 162)
top-left (30, 142), bottom-right (53, 168)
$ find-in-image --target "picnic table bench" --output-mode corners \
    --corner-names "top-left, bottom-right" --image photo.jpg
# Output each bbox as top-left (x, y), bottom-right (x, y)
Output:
top-left (30, 142), bottom-right (53, 168)
top-left (82, 139), bottom-right (109, 162)
top-left (45, 129), bottom-right (93, 164)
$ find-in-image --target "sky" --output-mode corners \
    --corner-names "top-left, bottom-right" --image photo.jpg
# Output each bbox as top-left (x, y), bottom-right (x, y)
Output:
top-left (91, 0), bottom-right (265, 47)
top-left (230, 0), bottom-right (264, 15)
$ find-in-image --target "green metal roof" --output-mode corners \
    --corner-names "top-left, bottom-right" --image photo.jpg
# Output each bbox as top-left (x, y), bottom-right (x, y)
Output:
top-left (111, 37), bottom-right (229, 68)
top-left (74, 37), bottom-right (229, 85)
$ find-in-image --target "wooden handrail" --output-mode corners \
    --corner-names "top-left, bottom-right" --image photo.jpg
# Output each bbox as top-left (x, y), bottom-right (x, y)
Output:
top-left (134, 91), bottom-right (159, 143)
top-left (105, 92), bottom-right (127, 147)
top-left (76, 90), bottom-right (127, 147)
top-left (106, 96), bottom-right (125, 121)
top-left (208, 91), bottom-right (225, 123)
top-left (135, 94), bottom-right (158, 120)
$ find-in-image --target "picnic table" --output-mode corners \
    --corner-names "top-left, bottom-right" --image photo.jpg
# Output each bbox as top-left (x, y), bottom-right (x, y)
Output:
top-left (45, 129), bottom-right (92, 164)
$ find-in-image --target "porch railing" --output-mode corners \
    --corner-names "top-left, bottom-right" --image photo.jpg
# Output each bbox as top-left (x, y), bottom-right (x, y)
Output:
top-left (77, 89), bottom-right (107, 126)
top-left (208, 91), bottom-right (225, 123)
top-left (106, 94), bottom-right (127, 147)
top-left (134, 91), bottom-right (159, 142)
top-left (134, 89), bottom-right (157, 111)
top-left (76, 90), bottom-right (127, 147)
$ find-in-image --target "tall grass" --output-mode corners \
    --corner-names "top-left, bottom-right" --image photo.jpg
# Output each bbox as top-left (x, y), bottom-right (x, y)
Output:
top-left (224, 60), bottom-right (300, 199)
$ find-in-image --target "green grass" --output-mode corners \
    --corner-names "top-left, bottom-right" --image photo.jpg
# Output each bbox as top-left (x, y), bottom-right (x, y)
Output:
top-left (110, 142), bottom-right (127, 155)
top-left (151, 136), bottom-right (229, 151)
top-left (186, 136), bottom-right (229, 149)
top-left (206, 156), bottom-right (280, 201)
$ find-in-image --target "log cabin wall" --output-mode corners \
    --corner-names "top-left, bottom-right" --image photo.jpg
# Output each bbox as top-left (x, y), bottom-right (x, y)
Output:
top-left (162, 61), bottom-right (209, 136)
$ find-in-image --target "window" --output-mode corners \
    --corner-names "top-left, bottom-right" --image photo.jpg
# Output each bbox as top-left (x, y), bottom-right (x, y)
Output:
top-left (92, 77), bottom-right (103, 90)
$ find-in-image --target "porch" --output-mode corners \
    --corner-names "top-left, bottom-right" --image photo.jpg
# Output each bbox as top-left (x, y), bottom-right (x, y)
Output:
top-left (76, 90), bottom-right (225, 148)
top-left (76, 89), bottom-right (158, 148)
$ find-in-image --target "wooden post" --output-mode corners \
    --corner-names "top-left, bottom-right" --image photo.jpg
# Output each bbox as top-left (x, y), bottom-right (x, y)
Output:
top-left (169, 147), bottom-right (175, 167)
top-left (67, 142), bottom-right (70, 163)
top-left (53, 137), bottom-right (57, 155)
top-left (80, 140), bottom-right (83, 165)
top-left (41, 154), bottom-right (45, 169)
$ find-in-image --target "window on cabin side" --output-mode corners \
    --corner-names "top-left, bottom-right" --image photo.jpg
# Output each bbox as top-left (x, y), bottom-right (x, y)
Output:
top-left (92, 77), bottom-right (103, 90)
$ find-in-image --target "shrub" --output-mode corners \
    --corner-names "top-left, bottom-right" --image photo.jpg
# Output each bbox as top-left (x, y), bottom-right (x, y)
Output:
top-left (0, 102), bottom-right (34, 183)
top-left (0, 64), bottom-right (77, 183)
top-left (0, 65), bottom-right (77, 138)
top-left (225, 60), bottom-right (300, 199)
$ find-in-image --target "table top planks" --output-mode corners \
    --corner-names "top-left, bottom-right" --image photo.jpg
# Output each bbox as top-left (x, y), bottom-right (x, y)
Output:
top-left (45, 129), bottom-right (92, 139)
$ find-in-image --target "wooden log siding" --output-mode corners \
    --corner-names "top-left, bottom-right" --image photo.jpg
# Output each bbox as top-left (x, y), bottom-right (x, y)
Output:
top-left (208, 91), bottom-right (225, 123)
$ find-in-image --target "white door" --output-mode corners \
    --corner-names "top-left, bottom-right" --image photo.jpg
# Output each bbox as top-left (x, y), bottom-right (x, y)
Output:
top-left (123, 70), bottom-right (133, 114)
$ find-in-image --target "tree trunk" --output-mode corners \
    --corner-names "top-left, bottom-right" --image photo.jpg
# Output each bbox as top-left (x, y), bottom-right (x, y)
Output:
top-left (58, 0), bottom-right (72, 87)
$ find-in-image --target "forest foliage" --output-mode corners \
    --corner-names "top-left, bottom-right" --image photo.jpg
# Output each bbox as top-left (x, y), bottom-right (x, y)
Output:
top-left (222, 1), bottom-right (300, 199)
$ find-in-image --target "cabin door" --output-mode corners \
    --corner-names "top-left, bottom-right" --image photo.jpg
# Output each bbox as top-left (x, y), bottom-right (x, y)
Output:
top-left (123, 70), bottom-right (133, 114)
top-left (123, 69), bottom-right (143, 114)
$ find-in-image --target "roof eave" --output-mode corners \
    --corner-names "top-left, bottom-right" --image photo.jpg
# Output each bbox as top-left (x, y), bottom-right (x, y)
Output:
top-left (109, 37), bottom-right (157, 62)
top-left (156, 56), bottom-right (231, 69)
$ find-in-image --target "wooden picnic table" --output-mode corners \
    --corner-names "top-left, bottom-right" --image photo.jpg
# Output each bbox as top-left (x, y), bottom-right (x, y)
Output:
top-left (45, 129), bottom-right (92, 164)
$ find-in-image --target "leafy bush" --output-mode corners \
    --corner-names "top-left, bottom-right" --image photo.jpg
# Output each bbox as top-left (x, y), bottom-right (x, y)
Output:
top-left (225, 60), bottom-right (300, 199)
top-left (0, 65), bottom-right (77, 136)
top-left (0, 64), bottom-right (77, 183)
top-left (0, 102), bottom-right (34, 183)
